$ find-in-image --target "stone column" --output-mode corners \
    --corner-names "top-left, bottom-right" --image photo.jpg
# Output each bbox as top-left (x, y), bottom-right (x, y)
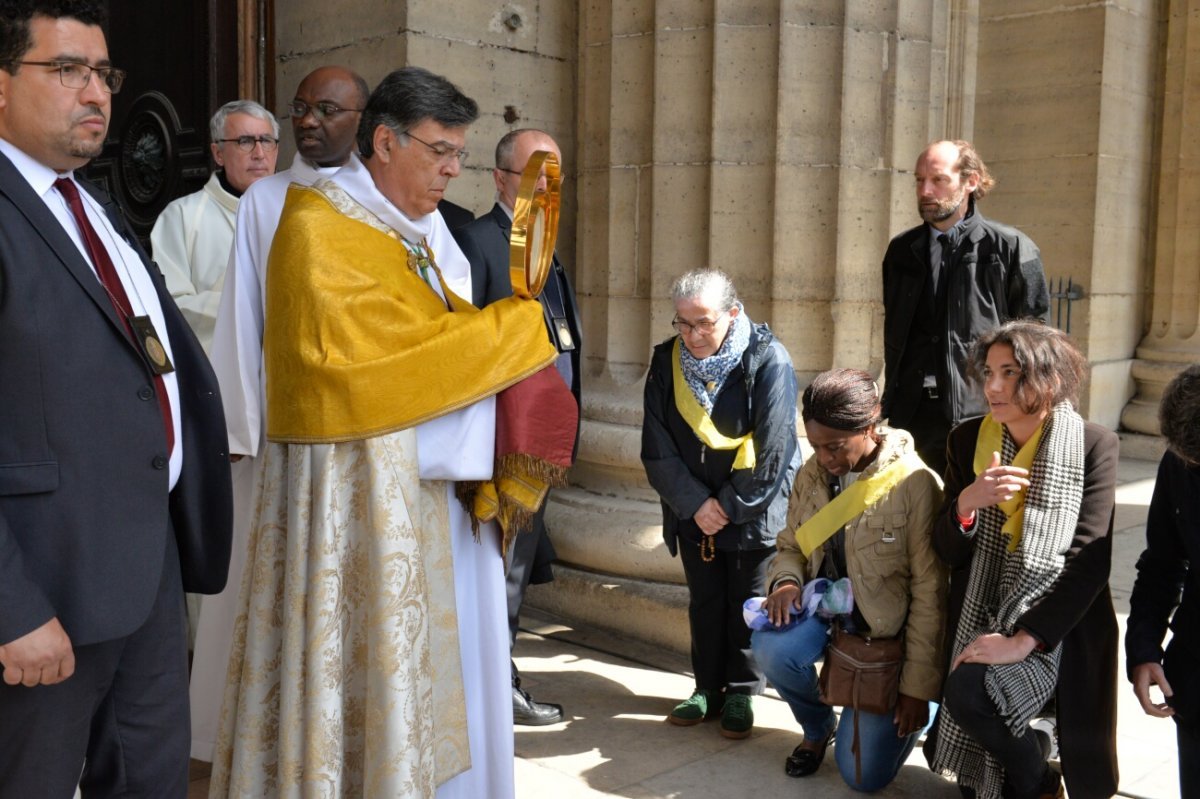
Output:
top-left (1122, 0), bottom-right (1200, 436)
top-left (530, 0), bottom-right (960, 653)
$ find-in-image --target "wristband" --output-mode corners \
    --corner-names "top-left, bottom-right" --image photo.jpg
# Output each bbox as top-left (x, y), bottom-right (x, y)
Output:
top-left (955, 500), bottom-right (976, 528)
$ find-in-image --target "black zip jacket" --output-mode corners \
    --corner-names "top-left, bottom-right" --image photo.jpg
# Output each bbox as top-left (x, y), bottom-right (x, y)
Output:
top-left (641, 321), bottom-right (801, 555)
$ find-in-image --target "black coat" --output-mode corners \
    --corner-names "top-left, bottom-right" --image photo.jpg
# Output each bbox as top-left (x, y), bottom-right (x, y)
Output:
top-left (1126, 450), bottom-right (1200, 728)
top-left (933, 417), bottom-right (1119, 799)
top-left (641, 322), bottom-right (800, 555)
top-left (881, 205), bottom-right (1048, 429)
top-left (0, 151), bottom-right (233, 648)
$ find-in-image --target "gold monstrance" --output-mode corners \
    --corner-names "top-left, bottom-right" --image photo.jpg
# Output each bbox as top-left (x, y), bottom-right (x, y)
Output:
top-left (508, 150), bottom-right (561, 299)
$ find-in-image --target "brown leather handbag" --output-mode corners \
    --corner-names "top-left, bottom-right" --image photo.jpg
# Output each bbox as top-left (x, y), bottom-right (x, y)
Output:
top-left (818, 622), bottom-right (903, 715)
top-left (818, 621), bottom-right (904, 783)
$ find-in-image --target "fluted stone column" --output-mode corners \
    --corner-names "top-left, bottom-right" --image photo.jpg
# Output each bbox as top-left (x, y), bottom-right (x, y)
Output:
top-left (530, 0), bottom-right (963, 654)
top-left (1122, 0), bottom-right (1200, 436)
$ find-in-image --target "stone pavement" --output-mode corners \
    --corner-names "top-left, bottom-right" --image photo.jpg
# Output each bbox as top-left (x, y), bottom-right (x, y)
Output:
top-left (187, 453), bottom-right (1180, 797)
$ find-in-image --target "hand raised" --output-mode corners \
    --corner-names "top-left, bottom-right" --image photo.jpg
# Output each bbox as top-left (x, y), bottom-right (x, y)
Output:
top-left (957, 451), bottom-right (1030, 516)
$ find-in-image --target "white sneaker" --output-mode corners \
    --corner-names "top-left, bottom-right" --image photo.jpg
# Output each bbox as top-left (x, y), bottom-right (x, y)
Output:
top-left (1030, 717), bottom-right (1059, 761)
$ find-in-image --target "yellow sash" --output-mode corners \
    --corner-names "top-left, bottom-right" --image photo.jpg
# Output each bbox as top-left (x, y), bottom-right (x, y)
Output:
top-left (263, 185), bottom-right (557, 442)
top-left (671, 338), bottom-right (756, 469)
top-left (973, 414), bottom-right (1045, 552)
top-left (794, 453), bottom-right (926, 556)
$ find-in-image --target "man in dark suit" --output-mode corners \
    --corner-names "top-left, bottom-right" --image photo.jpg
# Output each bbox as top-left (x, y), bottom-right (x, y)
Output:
top-left (438, 197), bottom-right (474, 231)
top-left (881, 140), bottom-right (1048, 476)
top-left (0, 3), bottom-right (232, 796)
top-left (454, 128), bottom-right (582, 725)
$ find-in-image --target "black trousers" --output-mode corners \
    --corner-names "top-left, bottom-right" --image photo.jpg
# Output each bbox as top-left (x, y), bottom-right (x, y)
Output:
top-left (506, 500), bottom-right (556, 651)
top-left (678, 540), bottom-right (772, 695)
top-left (0, 532), bottom-right (190, 799)
top-left (942, 662), bottom-right (1048, 798)
top-left (1179, 720), bottom-right (1200, 799)
top-left (901, 394), bottom-right (952, 478)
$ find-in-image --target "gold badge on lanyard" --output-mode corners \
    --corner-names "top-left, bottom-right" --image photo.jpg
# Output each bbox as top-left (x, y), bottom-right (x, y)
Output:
top-left (129, 315), bottom-right (175, 375)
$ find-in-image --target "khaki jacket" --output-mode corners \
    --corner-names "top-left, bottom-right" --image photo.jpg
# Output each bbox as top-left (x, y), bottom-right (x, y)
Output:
top-left (768, 427), bottom-right (948, 701)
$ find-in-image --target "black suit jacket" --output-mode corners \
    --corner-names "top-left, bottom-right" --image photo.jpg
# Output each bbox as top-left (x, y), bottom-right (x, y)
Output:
top-left (0, 151), bottom-right (233, 649)
top-left (453, 203), bottom-right (583, 406)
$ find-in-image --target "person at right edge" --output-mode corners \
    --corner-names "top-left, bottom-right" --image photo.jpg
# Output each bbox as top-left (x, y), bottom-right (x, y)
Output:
top-left (927, 320), bottom-right (1119, 799)
top-left (882, 140), bottom-right (1049, 477)
top-left (641, 268), bottom-right (801, 741)
top-left (1126, 363), bottom-right (1200, 799)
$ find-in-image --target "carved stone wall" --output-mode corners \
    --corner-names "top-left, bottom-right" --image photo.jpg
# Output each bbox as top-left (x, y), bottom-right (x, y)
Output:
top-left (266, 0), bottom-right (1168, 652)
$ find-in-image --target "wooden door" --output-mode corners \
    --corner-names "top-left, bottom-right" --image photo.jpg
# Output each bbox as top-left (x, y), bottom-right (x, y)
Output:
top-left (83, 0), bottom-right (240, 244)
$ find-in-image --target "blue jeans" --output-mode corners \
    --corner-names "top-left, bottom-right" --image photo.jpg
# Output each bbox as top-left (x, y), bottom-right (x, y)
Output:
top-left (751, 615), bottom-right (933, 792)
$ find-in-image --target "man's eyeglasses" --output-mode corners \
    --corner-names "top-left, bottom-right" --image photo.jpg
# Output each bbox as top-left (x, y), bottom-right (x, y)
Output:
top-left (671, 313), bottom-right (726, 336)
top-left (215, 135), bottom-right (280, 153)
top-left (498, 166), bottom-right (563, 184)
top-left (13, 60), bottom-right (126, 94)
top-left (288, 101), bottom-right (363, 121)
top-left (404, 130), bottom-right (469, 165)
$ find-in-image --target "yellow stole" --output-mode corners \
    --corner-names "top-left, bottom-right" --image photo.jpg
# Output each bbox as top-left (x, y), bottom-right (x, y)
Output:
top-left (671, 338), bottom-right (756, 469)
top-left (973, 414), bottom-right (1045, 552)
top-left (263, 184), bottom-right (557, 442)
top-left (794, 453), bottom-right (926, 556)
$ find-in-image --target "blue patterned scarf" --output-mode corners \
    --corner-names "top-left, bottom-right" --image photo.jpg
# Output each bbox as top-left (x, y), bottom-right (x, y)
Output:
top-left (678, 305), bottom-right (751, 413)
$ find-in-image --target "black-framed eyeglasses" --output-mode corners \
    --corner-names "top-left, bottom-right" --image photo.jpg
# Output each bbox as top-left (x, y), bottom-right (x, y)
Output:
top-left (671, 312), bottom-right (727, 336)
top-left (288, 100), bottom-right (363, 121)
top-left (214, 135), bottom-right (280, 153)
top-left (13, 60), bottom-right (126, 93)
top-left (404, 130), bottom-right (469, 165)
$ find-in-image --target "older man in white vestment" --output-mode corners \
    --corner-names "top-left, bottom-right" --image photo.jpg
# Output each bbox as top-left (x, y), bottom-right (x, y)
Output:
top-left (150, 100), bottom-right (278, 353)
top-left (189, 65), bottom-right (368, 763)
top-left (209, 67), bottom-right (576, 798)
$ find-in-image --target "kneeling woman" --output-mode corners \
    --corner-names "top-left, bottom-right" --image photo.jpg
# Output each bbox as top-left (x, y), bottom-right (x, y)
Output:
top-left (751, 369), bottom-right (946, 791)
top-left (930, 321), bottom-right (1119, 799)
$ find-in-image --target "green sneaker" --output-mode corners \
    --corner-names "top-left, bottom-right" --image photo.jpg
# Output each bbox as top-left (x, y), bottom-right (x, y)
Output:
top-left (719, 693), bottom-right (753, 739)
top-left (668, 689), bottom-right (722, 726)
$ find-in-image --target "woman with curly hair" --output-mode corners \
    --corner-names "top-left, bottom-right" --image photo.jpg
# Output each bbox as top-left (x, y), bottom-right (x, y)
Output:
top-left (929, 320), bottom-right (1119, 799)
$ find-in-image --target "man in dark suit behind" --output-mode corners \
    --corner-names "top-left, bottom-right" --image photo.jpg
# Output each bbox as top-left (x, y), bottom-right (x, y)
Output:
top-left (454, 128), bottom-right (582, 725)
top-left (0, 2), bottom-right (232, 796)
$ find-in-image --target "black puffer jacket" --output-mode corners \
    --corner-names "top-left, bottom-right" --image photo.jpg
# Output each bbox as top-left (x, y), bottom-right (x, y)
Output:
top-left (641, 321), bottom-right (801, 555)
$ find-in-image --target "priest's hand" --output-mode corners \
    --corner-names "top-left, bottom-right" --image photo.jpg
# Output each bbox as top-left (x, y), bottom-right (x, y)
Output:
top-left (0, 618), bottom-right (75, 687)
top-left (693, 497), bottom-right (729, 536)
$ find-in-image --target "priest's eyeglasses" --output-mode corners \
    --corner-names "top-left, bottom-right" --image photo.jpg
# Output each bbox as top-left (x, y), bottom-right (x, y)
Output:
top-left (672, 313), bottom-right (726, 336)
top-left (403, 130), bottom-right (470, 165)
top-left (15, 60), bottom-right (126, 93)
top-left (215, 135), bottom-right (280, 152)
top-left (288, 101), bottom-right (364, 120)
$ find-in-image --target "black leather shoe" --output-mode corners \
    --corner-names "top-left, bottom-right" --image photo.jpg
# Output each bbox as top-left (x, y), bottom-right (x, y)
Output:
top-left (513, 686), bottom-right (565, 726)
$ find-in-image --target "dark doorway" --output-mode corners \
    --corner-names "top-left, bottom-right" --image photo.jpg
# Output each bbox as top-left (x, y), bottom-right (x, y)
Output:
top-left (84, 0), bottom-right (240, 244)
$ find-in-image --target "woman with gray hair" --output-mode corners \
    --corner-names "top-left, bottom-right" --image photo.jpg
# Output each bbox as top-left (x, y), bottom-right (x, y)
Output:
top-left (641, 268), bottom-right (801, 739)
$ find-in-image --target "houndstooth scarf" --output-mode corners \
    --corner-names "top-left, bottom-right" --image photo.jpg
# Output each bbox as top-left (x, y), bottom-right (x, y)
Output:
top-left (932, 403), bottom-right (1085, 799)
top-left (677, 304), bottom-right (751, 413)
